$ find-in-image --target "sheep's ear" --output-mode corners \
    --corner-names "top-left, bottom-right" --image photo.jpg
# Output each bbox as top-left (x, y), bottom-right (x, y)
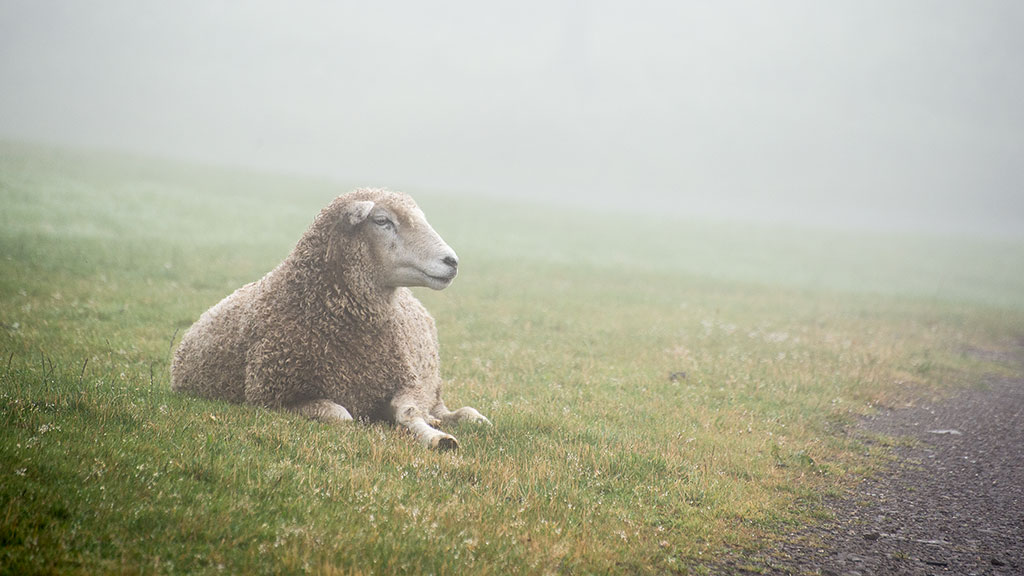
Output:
top-left (346, 201), bottom-right (375, 226)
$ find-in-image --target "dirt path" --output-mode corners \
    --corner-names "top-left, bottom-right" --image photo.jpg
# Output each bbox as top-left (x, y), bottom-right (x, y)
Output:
top-left (714, 348), bottom-right (1024, 575)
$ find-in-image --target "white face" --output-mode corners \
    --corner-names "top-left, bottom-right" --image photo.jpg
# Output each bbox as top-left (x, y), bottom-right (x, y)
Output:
top-left (358, 202), bottom-right (459, 290)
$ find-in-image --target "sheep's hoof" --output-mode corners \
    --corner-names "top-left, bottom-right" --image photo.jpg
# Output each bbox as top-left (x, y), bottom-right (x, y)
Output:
top-left (431, 435), bottom-right (459, 452)
top-left (325, 403), bottom-right (354, 423)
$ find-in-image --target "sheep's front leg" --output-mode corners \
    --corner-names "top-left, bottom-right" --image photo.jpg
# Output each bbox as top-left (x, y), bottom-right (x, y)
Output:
top-left (288, 398), bottom-right (353, 423)
top-left (391, 398), bottom-right (458, 451)
top-left (432, 401), bottom-right (492, 426)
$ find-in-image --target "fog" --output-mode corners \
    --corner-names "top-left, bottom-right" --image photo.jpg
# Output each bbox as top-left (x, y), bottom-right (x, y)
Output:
top-left (2, 1), bottom-right (1022, 236)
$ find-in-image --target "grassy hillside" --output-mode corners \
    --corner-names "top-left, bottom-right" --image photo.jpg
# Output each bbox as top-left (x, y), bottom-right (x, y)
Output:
top-left (2, 141), bottom-right (1022, 574)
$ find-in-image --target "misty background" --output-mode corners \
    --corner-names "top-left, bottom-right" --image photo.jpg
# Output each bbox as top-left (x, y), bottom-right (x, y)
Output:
top-left (2, 1), bottom-right (1022, 237)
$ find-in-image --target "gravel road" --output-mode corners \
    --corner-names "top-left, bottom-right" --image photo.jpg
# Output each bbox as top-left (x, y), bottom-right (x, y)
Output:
top-left (711, 346), bottom-right (1024, 575)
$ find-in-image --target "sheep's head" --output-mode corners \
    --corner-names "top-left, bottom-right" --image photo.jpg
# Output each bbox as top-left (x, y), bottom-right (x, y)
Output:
top-left (340, 191), bottom-right (459, 291)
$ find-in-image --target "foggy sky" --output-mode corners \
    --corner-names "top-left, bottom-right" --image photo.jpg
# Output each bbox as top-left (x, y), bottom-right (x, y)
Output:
top-left (2, 1), bottom-right (1022, 236)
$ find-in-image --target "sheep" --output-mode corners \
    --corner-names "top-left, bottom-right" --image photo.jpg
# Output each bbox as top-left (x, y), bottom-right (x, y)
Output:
top-left (170, 188), bottom-right (489, 450)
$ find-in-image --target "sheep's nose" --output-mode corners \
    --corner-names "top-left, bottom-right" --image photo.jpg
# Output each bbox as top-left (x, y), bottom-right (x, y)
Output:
top-left (442, 255), bottom-right (458, 269)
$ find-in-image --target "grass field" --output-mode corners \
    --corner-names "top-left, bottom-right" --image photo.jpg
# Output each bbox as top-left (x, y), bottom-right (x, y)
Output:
top-left (2, 140), bottom-right (1023, 574)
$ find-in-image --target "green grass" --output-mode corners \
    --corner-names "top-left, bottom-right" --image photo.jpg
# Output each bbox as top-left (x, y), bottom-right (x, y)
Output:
top-left (2, 140), bottom-right (1022, 574)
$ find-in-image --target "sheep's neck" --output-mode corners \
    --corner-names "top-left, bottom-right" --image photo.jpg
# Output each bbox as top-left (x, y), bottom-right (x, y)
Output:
top-left (329, 281), bottom-right (395, 322)
top-left (286, 232), bottom-right (396, 321)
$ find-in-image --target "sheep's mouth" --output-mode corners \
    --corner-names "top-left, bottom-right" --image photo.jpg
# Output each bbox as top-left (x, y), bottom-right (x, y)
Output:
top-left (425, 271), bottom-right (457, 285)
top-left (421, 267), bottom-right (457, 289)
top-left (390, 264), bottom-right (457, 290)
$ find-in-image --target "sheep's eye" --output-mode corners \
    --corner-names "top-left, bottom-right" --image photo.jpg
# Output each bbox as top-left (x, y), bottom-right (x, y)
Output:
top-left (372, 215), bottom-right (394, 229)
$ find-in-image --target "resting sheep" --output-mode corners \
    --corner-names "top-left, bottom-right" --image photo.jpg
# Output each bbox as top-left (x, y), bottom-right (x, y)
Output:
top-left (170, 188), bottom-right (489, 450)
